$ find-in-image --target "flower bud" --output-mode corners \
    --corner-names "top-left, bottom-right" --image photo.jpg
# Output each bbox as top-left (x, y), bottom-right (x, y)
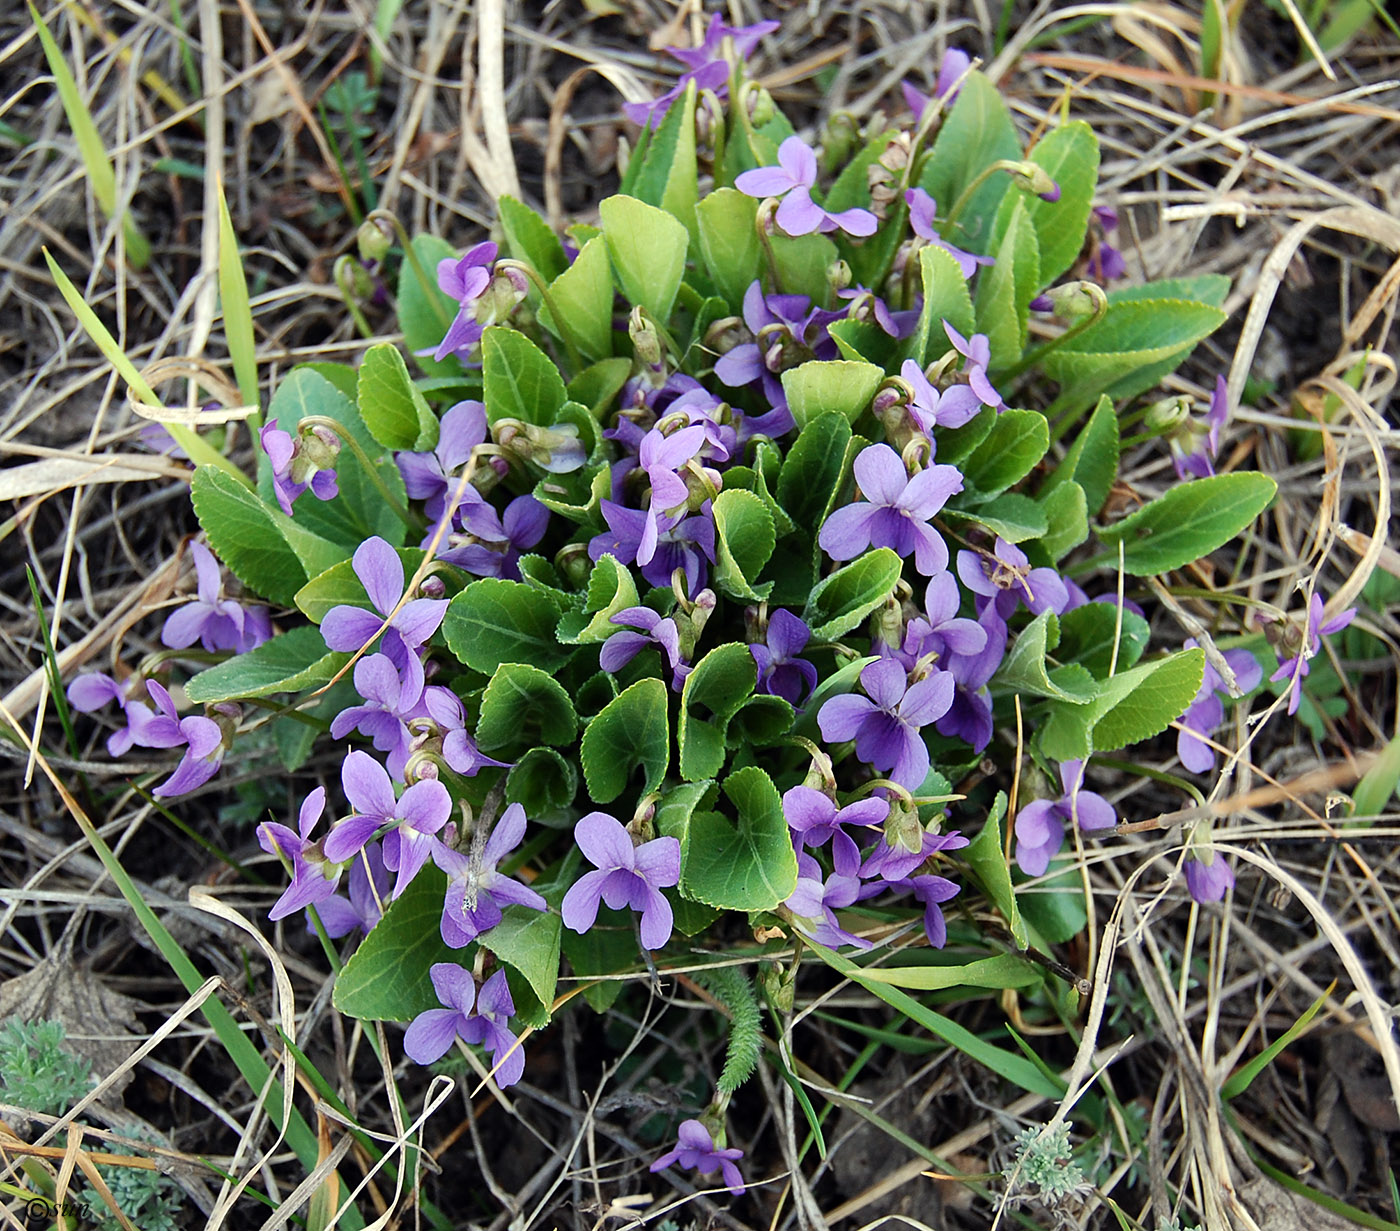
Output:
top-left (695, 90), bottom-right (724, 159)
top-left (759, 962), bottom-right (795, 1013)
top-left (356, 216), bottom-right (395, 264)
top-left (1044, 281), bottom-right (1099, 320)
top-left (1005, 160), bottom-right (1059, 201)
top-left (704, 316), bottom-right (748, 356)
top-left (827, 259), bottom-right (852, 293)
top-left (745, 84), bottom-right (775, 127)
top-left (555, 542), bottom-right (593, 588)
top-left (418, 575), bottom-right (446, 600)
top-left (290, 423), bottom-right (340, 484)
top-left (870, 593), bottom-right (905, 655)
top-left (476, 267), bottom-right (528, 326)
top-left (882, 795), bottom-right (924, 855)
top-left (629, 306), bottom-right (664, 371)
top-left (821, 113), bottom-right (860, 173)
top-left (1144, 395), bottom-right (1192, 436)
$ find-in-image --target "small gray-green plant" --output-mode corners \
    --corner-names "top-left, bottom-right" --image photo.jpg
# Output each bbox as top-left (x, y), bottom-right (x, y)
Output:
top-left (1010, 1120), bottom-right (1088, 1201)
top-left (75, 1126), bottom-right (183, 1231)
top-left (0, 1017), bottom-right (93, 1116)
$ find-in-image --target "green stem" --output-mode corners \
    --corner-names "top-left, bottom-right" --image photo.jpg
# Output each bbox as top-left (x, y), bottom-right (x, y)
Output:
top-left (1002, 283), bottom-right (1108, 386)
top-left (495, 258), bottom-right (584, 374)
top-left (368, 208), bottom-right (449, 330)
top-left (298, 415), bottom-right (417, 531)
top-left (332, 255), bottom-right (377, 340)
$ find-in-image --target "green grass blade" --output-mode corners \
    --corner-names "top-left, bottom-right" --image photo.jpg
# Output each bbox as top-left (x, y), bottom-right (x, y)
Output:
top-left (1251, 1154), bottom-right (1400, 1231)
top-left (25, 565), bottom-right (80, 761)
top-left (43, 249), bottom-right (252, 489)
top-left (1221, 981), bottom-right (1333, 1100)
top-left (29, 3), bottom-right (150, 268)
top-left (808, 941), bottom-right (1064, 1098)
top-left (217, 180), bottom-right (260, 418)
top-left (1353, 730), bottom-right (1400, 819)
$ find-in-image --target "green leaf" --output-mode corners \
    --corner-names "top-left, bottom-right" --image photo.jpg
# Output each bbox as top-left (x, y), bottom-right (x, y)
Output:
top-left (933, 406), bottom-right (996, 466)
top-left (997, 611), bottom-right (1096, 704)
top-left (498, 194), bottom-right (568, 283)
top-left (964, 792), bottom-right (1027, 947)
top-left (781, 360), bottom-right (884, 429)
top-left (185, 626), bottom-right (346, 703)
top-left (777, 412), bottom-right (853, 534)
top-left (556, 554), bottom-right (641, 644)
top-left (262, 367), bottom-right (408, 550)
top-left (1096, 472), bottom-right (1277, 575)
top-left (903, 244), bottom-right (977, 367)
top-left (333, 868), bottom-right (459, 1020)
top-left (792, 654), bottom-right (878, 742)
top-left (1353, 729), bottom-right (1400, 818)
top-left (696, 188), bottom-right (762, 311)
top-left (397, 233), bottom-right (460, 377)
top-left (961, 409), bottom-right (1049, 496)
top-left (533, 462), bottom-right (610, 523)
top-left (678, 643), bottom-right (757, 782)
top-left (579, 678), bottom-right (670, 804)
top-left (443, 578), bottom-right (571, 674)
top-left (561, 903), bottom-right (634, 1011)
top-left (944, 492), bottom-right (1047, 544)
top-left (1044, 299), bottom-right (1228, 408)
top-left (294, 547), bottom-right (427, 623)
top-left (804, 548), bottom-right (902, 642)
top-left (854, 953), bottom-right (1041, 991)
top-left (192, 467), bottom-right (327, 606)
top-left (1019, 863), bottom-right (1089, 946)
top-left (808, 942), bottom-right (1064, 1098)
top-left (680, 767), bottom-right (798, 911)
top-left (539, 235), bottom-right (613, 361)
top-left (1040, 648), bottom-right (1205, 761)
top-left (975, 197), bottom-right (1040, 371)
top-left (1043, 393), bottom-right (1119, 516)
top-left (1056, 602), bottom-right (1151, 677)
top-left (769, 231), bottom-right (838, 305)
top-left (626, 81), bottom-right (699, 245)
top-left (823, 131), bottom-right (897, 214)
top-left (712, 489), bottom-right (776, 601)
top-left (599, 194), bottom-right (689, 321)
top-left (357, 342), bottom-right (440, 451)
top-left (506, 747), bottom-right (578, 820)
top-left (475, 662), bottom-right (578, 751)
top-left (1038, 479), bottom-right (1089, 559)
top-left (917, 71), bottom-right (1021, 256)
top-left (480, 907), bottom-right (562, 1019)
top-left (1000, 121), bottom-right (1098, 287)
top-left (567, 356), bottom-right (631, 417)
top-left (1221, 982), bottom-right (1332, 1101)
top-left (481, 325), bottom-right (567, 427)
top-left (1109, 275), bottom-right (1230, 310)
top-left (216, 183), bottom-right (258, 409)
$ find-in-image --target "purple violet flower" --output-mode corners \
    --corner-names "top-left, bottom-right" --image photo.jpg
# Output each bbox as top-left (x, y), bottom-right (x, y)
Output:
top-left (713, 281), bottom-right (839, 417)
top-left (904, 189), bottom-right (992, 280)
top-left (1177, 641), bottom-right (1263, 773)
top-left (261, 418), bottom-right (338, 516)
top-left (637, 424), bottom-right (708, 564)
top-left (258, 787), bottom-right (341, 921)
top-left (666, 13), bottom-right (779, 70)
top-left (141, 680), bottom-right (227, 797)
top-left (750, 609), bottom-right (819, 706)
top-left (320, 536), bottom-right (448, 692)
top-left (162, 541), bottom-right (271, 654)
top-left (943, 321), bottom-right (1006, 412)
top-left (66, 673), bottom-right (154, 757)
top-left (433, 802), bottom-right (547, 946)
top-left (900, 358), bottom-right (983, 437)
top-left (329, 653), bottom-right (425, 780)
top-left (395, 400), bottom-right (488, 521)
top-left (589, 501), bottom-right (716, 595)
top-left (433, 242), bottom-right (497, 361)
top-left (836, 286), bottom-right (918, 338)
top-left (900, 48), bottom-right (973, 119)
top-left (1013, 760), bottom-right (1116, 877)
top-left (957, 538), bottom-right (1070, 621)
top-left (623, 58), bottom-right (729, 128)
top-left (1169, 376), bottom-right (1231, 480)
top-left (935, 606), bottom-right (1006, 752)
top-left (782, 785), bottom-right (889, 851)
top-left (438, 493), bottom-right (550, 580)
top-left (886, 872), bottom-right (962, 948)
top-left (818, 443), bottom-right (963, 577)
top-left (560, 812), bottom-right (682, 950)
top-left (817, 658), bottom-right (955, 791)
top-left (1088, 205), bottom-right (1126, 282)
top-left (322, 750), bottom-right (452, 900)
top-left (599, 606), bottom-right (689, 690)
top-left (860, 826), bottom-right (969, 883)
top-left (1184, 852), bottom-right (1234, 904)
top-left (783, 845), bottom-right (872, 950)
top-left (403, 966), bottom-right (525, 1085)
top-left (903, 571), bottom-right (990, 664)
top-left (649, 1119), bottom-right (745, 1194)
top-left (314, 842), bottom-right (391, 938)
top-left (735, 135), bottom-right (878, 238)
top-left (1265, 593), bottom-right (1357, 716)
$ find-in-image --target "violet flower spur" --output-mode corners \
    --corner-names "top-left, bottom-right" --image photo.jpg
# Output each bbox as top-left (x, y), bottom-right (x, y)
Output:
top-left (322, 749), bottom-right (452, 900)
top-left (957, 538), bottom-right (1070, 622)
top-left (320, 536), bottom-right (448, 690)
top-left (395, 399), bottom-right (487, 521)
top-left (934, 607), bottom-right (1006, 753)
top-left (783, 846), bottom-right (872, 950)
top-left (817, 443), bottom-right (963, 577)
top-left (860, 826), bottom-right (969, 884)
top-left (1168, 375), bottom-right (1230, 480)
top-left (1184, 851), bottom-right (1234, 904)
top-left (599, 606), bottom-right (689, 690)
top-left (734, 135), bottom-right (878, 238)
top-left (434, 802), bottom-right (547, 947)
top-left (315, 843), bottom-right (391, 938)
top-left (750, 609), bottom-right (819, 707)
top-left (1265, 592), bottom-right (1356, 716)
top-left (258, 787), bottom-right (338, 921)
top-left (1176, 640), bottom-right (1263, 773)
top-left (816, 657), bottom-right (954, 791)
top-left (650, 1119), bottom-right (746, 1194)
top-left (560, 812), bottom-right (681, 951)
top-left (141, 681), bottom-right (228, 798)
top-left (1087, 205), bottom-right (1126, 282)
top-left (1013, 760), bottom-right (1116, 877)
top-left (162, 541), bottom-right (271, 654)
top-left (904, 189), bottom-right (993, 281)
top-left (623, 58), bottom-right (729, 128)
top-left (782, 785), bottom-right (888, 851)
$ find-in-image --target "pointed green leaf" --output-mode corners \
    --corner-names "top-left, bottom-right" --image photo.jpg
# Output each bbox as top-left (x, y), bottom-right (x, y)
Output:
top-left (216, 183), bottom-right (258, 408)
top-left (964, 792), bottom-right (1027, 948)
top-left (185, 626), bottom-right (346, 703)
top-left (998, 121), bottom-right (1098, 287)
top-left (556, 554), bottom-right (641, 645)
top-left (1043, 393), bottom-right (1119, 516)
top-left (712, 488), bottom-right (776, 601)
top-left (781, 360), bottom-right (884, 429)
top-left (498, 194), bottom-right (568, 283)
top-left (975, 196), bottom-right (1040, 370)
top-left (398, 233), bottom-right (460, 377)
top-left (539, 235), bottom-right (613, 361)
top-left (599, 194), bottom-right (688, 321)
top-left (904, 243), bottom-right (977, 367)
top-left (1038, 479), bottom-right (1089, 559)
top-left (996, 611), bottom-right (1095, 703)
top-left (777, 412), bottom-right (853, 532)
top-left (696, 188), bottom-right (763, 311)
top-left (627, 81), bottom-right (698, 245)
top-left (961, 409), bottom-right (1048, 496)
top-left (803, 549), bottom-right (902, 642)
top-left (480, 906), bottom-right (562, 1019)
top-left (1056, 602), bottom-right (1151, 677)
top-left (678, 643), bottom-right (757, 782)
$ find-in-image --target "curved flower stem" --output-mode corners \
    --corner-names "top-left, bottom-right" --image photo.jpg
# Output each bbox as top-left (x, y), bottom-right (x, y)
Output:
top-left (332, 255), bottom-right (377, 340)
top-left (494, 258), bottom-right (584, 374)
top-left (1005, 283), bottom-right (1108, 390)
top-left (942, 158), bottom-right (1037, 237)
top-left (298, 414), bottom-right (417, 532)
top-left (754, 199), bottom-right (784, 293)
top-left (366, 208), bottom-right (450, 331)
